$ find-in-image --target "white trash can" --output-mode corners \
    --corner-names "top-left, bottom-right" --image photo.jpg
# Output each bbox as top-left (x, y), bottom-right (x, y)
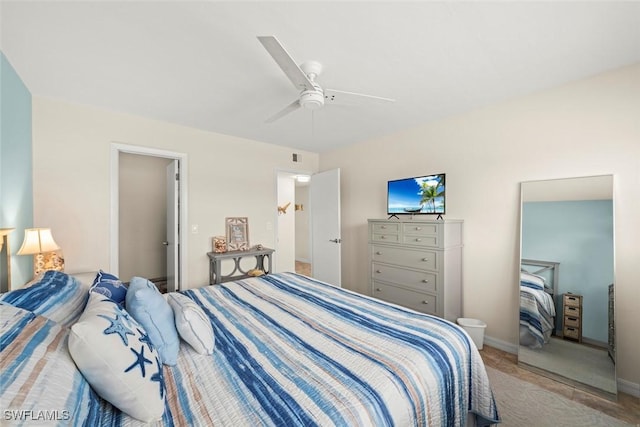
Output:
top-left (457, 318), bottom-right (487, 350)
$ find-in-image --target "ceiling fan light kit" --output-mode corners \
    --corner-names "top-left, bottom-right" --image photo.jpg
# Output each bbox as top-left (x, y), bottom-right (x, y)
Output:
top-left (258, 35), bottom-right (394, 122)
top-left (300, 90), bottom-right (324, 109)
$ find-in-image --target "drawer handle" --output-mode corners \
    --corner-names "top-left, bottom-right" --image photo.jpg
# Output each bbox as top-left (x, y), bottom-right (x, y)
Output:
top-left (381, 236), bottom-right (386, 239)
top-left (376, 270), bottom-right (382, 274)
top-left (422, 258), bottom-right (429, 262)
top-left (421, 300), bottom-right (429, 305)
top-left (415, 227), bottom-right (421, 230)
top-left (422, 279), bottom-right (429, 283)
top-left (376, 251), bottom-right (382, 255)
top-left (567, 317), bottom-right (578, 321)
top-left (568, 297), bottom-right (577, 301)
top-left (415, 238), bottom-right (422, 242)
top-left (381, 226), bottom-right (387, 229)
top-left (375, 288), bottom-right (382, 292)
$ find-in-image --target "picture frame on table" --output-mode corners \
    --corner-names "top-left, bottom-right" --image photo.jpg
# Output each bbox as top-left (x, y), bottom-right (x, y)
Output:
top-left (225, 217), bottom-right (250, 251)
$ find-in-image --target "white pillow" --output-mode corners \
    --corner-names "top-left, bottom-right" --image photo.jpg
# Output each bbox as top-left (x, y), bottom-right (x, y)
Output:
top-left (167, 293), bottom-right (215, 355)
top-left (520, 271), bottom-right (546, 290)
top-left (68, 292), bottom-right (165, 422)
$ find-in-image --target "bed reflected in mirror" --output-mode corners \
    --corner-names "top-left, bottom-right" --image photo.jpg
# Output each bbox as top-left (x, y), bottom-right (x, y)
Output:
top-left (518, 175), bottom-right (616, 400)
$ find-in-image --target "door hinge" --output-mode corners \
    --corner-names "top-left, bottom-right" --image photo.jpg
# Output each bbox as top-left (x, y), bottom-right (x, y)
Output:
top-left (175, 173), bottom-right (179, 181)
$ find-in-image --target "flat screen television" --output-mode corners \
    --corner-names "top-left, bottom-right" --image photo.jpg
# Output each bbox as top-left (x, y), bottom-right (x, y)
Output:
top-left (387, 173), bottom-right (446, 216)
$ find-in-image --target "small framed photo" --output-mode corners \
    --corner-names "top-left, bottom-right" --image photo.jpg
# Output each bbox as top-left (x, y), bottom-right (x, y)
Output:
top-left (225, 217), bottom-right (250, 251)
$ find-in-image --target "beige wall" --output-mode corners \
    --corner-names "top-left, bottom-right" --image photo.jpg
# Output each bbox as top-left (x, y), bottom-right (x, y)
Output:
top-left (32, 98), bottom-right (319, 288)
top-left (320, 64), bottom-right (640, 388)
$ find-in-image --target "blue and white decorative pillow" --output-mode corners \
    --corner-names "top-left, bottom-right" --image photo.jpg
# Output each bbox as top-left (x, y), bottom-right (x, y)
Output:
top-left (90, 270), bottom-right (128, 305)
top-left (68, 292), bottom-right (165, 422)
top-left (0, 270), bottom-right (89, 327)
top-left (167, 292), bottom-right (215, 355)
top-left (126, 277), bottom-right (180, 366)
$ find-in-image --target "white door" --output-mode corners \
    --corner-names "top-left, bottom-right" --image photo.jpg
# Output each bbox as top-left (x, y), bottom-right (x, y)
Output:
top-left (166, 161), bottom-right (179, 292)
top-left (310, 168), bottom-right (341, 286)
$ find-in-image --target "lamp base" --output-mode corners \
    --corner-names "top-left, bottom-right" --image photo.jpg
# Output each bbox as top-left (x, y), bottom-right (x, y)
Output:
top-left (33, 250), bottom-right (65, 277)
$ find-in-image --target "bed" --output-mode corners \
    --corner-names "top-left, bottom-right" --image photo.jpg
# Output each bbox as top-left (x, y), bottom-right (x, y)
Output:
top-left (1, 270), bottom-right (500, 426)
top-left (519, 259), bottom-right (558, 349)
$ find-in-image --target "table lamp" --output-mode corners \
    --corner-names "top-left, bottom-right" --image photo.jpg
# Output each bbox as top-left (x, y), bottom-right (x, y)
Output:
top-left (17, 228), bottom-right (65, 277)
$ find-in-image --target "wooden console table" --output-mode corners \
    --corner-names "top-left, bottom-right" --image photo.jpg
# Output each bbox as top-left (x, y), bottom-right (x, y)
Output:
top-left (207, 247), bottom-right (274, 285)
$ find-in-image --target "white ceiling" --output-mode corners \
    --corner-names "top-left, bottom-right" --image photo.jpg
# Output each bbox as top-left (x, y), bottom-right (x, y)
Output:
top-left (2, 1), bottom-right (639, 153)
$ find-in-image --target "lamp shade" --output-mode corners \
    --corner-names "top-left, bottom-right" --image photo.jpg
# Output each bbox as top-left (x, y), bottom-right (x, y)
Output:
top-left (17, 228), bottom-right (60, 255)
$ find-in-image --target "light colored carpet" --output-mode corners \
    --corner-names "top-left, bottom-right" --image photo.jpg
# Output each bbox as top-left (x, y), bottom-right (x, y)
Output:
top-left (486, 367), bottom-right (631, 427)
top-left (518, 337), bottom-right (616, 395)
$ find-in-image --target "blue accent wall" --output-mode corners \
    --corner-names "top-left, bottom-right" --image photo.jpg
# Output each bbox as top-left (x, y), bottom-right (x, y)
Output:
top-left (1, 51), bottom-right (34, 289)
top-left (522, 200), bottom-right (614, 343)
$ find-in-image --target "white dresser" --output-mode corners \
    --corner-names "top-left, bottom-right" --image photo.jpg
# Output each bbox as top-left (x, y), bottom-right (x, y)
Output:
top-left (368, 219), bottom-right (463, 321)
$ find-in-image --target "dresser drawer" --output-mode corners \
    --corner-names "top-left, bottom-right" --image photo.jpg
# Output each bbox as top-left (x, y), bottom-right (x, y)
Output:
top-left (372, 263), bottom-right (437, 293)
top-left (564, 306), bottom-right (580, 317)
top-left (563, 326), bottom-right (580, 340)
top-left (563, 294), bottom-right (581, 308)
top-left (564, 316), bottom-right (580, 328)
top-left (371, 222), bottom-right (399, 234)
top-left (402, 223), bottom-right (438, 236)
top-left (371, 233), bottom-right (400, 243)
top-left (372, 282), bottom-right (437, 316)
top-left (371, 245), bottom-right (438, 271)
top-left (402, 234), bottom-right (439, 247)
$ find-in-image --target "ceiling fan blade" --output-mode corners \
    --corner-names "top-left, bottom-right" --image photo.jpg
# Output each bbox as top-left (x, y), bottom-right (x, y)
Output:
top-left (258, 36), bottom-right (315, 91)
top-left (324, 88), bottom-right (396, 106)
top-left (266, 99), bottom-right (301, 123)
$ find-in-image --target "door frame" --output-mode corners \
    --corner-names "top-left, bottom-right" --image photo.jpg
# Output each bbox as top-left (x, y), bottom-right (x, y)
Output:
top-left (110, 143), bottom-right (189, 289)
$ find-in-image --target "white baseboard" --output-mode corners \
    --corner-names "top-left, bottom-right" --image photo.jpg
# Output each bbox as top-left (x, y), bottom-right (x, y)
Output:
top-left (484, 335), bottom-right (517, 354)
top-left (484, 335), bottom-right (640, 397)
top-left (618, 378), bottom-right (640, 397)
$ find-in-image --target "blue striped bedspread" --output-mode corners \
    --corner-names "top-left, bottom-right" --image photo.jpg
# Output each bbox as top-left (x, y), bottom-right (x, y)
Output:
top-left (519, 284), bottom-right (556, 348)
top-left (1, 272), bottom-right (500, 426)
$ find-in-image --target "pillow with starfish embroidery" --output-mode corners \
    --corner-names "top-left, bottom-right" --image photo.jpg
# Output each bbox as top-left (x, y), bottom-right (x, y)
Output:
top-left (68, 292), bottom-right (165, 422)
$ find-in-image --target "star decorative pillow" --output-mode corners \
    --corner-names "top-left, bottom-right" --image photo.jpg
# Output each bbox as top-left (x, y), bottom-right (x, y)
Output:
top-left (68, 292), bottom-right (165, 422)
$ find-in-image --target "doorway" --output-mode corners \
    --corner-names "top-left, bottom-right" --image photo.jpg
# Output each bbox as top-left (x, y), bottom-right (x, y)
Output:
top-left (275, 171), bottom-right (311, 274)
top-left (275, 168), bottom-right (341, 286)
top-left (110, 143), bottom-right (188, 291)
top-left (119, 153), bottom-right (172, 289)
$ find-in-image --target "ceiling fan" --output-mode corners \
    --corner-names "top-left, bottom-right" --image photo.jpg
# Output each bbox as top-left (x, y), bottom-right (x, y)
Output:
top-left (258, 36), bottom-right (395, 123)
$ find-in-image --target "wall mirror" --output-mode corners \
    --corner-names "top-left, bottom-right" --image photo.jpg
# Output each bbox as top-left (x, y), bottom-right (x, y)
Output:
top-left (518, 175), bottom-right (616, 400)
